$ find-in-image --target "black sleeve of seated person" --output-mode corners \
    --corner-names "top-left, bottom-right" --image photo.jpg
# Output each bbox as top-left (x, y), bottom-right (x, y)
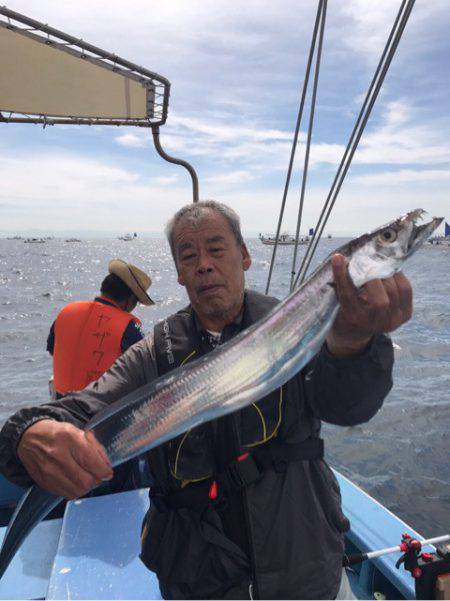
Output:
top-left (121, 320), bottom-right (145, 352)
top-left (303, 333), bottom-right (394, 426)
top-left (46, 321), bottom-right (55, 355)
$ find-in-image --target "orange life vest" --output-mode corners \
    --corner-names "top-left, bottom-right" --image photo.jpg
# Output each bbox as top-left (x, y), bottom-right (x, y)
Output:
top-left (53, 298), bottom-right (141, 395)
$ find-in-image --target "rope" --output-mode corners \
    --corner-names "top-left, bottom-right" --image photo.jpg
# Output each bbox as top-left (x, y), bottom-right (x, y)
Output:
top-left (265, 0), bottom-right (325, 294)
top-left (293, 0), bottom-right (416, 288)
top-left (289, 0), bottom-right (327, 292)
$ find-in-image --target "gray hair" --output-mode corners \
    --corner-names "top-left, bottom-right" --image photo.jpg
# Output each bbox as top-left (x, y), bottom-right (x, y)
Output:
top-left (165, 200), bottom-right (244, 261)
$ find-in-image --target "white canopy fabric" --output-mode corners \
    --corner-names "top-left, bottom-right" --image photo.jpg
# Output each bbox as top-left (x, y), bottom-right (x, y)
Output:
top-left (0, 24), bottom-right (149, 120)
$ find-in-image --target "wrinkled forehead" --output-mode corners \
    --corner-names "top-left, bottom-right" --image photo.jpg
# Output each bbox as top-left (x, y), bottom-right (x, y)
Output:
top-left (173, 209), bottom-right (235, 249)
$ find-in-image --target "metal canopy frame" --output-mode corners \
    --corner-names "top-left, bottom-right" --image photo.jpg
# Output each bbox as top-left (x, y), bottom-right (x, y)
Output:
top-left (0, 6), bottom-right (170, 127)
top-left (0, 6), bottom-right (199, 201)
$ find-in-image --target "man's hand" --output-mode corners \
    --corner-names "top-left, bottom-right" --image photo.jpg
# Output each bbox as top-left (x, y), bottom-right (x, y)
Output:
top-left (327, 253), bottom-right (413, 358)
top-left (17, 419), bottom-right (113, 499)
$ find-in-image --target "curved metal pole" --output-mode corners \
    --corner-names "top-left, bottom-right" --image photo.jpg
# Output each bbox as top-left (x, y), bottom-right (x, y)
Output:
top-left (152, 126), bottom-right (199, 203)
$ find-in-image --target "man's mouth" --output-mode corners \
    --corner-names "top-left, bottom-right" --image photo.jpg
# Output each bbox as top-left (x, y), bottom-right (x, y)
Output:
top-left (198, 284), bottom-right (223, 294)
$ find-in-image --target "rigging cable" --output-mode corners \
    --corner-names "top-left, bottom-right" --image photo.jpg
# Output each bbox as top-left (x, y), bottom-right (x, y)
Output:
top-left (293, 0), bottom-right (415, 288)
top-left (265, 0), bottom-right (325, 294)
top-left (289, 0), bottom-right (327, 292)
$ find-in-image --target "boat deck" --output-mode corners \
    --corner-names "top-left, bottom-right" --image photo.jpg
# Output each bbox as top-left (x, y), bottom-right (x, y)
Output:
top-left (0, 472), bottom-right (419, 600)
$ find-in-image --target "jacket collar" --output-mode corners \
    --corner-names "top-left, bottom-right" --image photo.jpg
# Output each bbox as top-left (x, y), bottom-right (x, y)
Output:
top-left (95, 295), bottom-right (121, 309)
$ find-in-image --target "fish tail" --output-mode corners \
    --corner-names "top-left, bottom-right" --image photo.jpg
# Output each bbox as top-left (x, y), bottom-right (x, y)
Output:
top-left (0, 485), bottom-right (62, 579)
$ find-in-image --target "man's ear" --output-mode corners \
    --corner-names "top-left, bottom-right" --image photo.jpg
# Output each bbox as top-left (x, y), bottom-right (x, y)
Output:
top-left (241, 244), bottom-right (252, 271)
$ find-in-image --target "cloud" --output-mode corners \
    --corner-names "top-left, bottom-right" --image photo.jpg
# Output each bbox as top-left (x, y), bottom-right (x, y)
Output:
top-left (0, 151), bottom-right (191, 230)
top-left (115, 116), bottom-right (296, 151)
top-left (152, 175), bottom-right (180, 186)
top-left (338, 0), bottom-right (449, 65)
top-left (338, 1), bottom-right (407, 63)
top-left (116, 133), bottom-right (148, 148)
top-left (355, 100), bottom-right (450, 166)
top-left (113, 98), bottom-right (450, 179)
top-left (1, 147), bottom-right (448, 236)
top-left (169, 115), bottom-right (294, 143)
top-left (204, 170), bottom-right (255, 186)
top-left (350, 169), bottom-right (450, 187)
top-left (2, 1), bottom-right (449, 234)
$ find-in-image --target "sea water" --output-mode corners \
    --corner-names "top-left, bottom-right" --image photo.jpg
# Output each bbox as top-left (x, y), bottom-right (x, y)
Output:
top-left (0, 237), bottom-right (448, 538)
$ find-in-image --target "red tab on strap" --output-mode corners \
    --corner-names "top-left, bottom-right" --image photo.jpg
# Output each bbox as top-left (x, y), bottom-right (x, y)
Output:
top-left (208, 481), bottom-right (218, 500)
top-left (237, 452), bottom-right (249, 462)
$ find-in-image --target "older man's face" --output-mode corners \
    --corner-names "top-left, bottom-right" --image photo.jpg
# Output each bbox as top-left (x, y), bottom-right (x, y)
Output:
top-left (173, 210), bottom-right (251, 328)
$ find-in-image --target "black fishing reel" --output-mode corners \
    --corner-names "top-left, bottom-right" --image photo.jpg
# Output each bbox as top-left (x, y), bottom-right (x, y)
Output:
top-left (396, 533), bottom-right (450, 599)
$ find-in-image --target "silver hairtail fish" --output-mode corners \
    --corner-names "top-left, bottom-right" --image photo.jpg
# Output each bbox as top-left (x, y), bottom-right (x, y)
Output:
top-left (0, 209), bottom-right (442, 578)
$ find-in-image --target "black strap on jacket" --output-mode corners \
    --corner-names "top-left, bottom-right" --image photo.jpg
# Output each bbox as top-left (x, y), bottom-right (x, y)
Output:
top-left (150, 438), bottom-right (324, 513)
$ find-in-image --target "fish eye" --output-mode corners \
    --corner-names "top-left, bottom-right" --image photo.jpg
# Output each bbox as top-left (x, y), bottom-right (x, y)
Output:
top-left (379, 228), bottom-right (397, 243)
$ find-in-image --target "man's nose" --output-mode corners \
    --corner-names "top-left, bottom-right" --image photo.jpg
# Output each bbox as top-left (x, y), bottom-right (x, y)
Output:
top-left (197, 251), bottom-right (214, 274)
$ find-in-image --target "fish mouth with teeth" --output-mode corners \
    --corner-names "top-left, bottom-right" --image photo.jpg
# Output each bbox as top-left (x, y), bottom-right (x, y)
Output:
top-left (404, 210), bottom-right (443, 255)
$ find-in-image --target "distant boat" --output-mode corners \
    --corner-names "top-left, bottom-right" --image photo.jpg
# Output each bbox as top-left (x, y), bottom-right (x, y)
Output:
top-left (427, 220), bottom-right (450, 247)
top-left (118, 232), bottom-right (137, 241)
top-left (23, 237), bottom-right (45, 243)
top-left (259, 232), bottom-right (309, 246)
top-left (65, 238), bottom-right (81, 243)
top-left (327, 233), bottom-right (332, 239)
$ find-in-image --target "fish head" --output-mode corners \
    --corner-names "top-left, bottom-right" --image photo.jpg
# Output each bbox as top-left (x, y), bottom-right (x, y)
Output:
top-left (340, 209), bottom-right (442, 288)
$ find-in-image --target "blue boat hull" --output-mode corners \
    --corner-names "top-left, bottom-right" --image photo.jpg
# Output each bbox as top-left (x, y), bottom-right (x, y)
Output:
top-left (0, 472), bottom-right (420, 600)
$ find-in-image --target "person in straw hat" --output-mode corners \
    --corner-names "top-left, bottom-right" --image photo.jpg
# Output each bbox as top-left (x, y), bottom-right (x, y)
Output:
top-left (47, 259), bottom-right (153, 400)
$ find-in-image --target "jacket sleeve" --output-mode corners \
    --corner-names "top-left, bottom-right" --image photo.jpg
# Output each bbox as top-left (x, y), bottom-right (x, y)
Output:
top-left (46, 321), bottom-right (55, 355)
top-left (0, 335), bottom-right (158, 487)
top-left (303, 333), bottom-right (394, 426)
top-left (121, 319), bottom-right (145, 353)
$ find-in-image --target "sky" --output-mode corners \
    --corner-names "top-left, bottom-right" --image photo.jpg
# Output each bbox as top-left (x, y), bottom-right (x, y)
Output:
top-left (0, 0), bottom-right (449, 236)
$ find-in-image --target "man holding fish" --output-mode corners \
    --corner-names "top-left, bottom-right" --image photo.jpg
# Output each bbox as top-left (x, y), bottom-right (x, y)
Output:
top-left (0, 201), bottom-right (430, 599)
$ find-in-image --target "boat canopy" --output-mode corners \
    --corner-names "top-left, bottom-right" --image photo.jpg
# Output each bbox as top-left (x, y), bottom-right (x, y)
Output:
top-left (0, 6), bottom-right (199, 201)
top-left (0, 8), bottom-right (169, 126)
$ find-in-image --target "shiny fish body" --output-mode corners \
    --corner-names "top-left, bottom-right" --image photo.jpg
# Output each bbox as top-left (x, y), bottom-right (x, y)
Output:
top-left (90, 260), bottom-right (338, 464)
top-left (0, 209), bottom-right (442, 579)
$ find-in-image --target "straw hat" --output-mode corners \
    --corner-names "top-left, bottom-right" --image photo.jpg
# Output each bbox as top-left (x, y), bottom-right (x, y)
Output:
top-left (108, 259), bottom-right (154, 306)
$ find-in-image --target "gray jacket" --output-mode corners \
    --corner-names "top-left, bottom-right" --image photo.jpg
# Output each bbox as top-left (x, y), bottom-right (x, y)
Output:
top-left (0, 293), bottom-right (394, 599)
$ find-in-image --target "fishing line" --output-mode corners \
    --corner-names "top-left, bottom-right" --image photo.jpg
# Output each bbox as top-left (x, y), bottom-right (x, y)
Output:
top-left (289, 0), bottom-right (328, 292)
top-left (293, 0), bottom-right (416, 288)
top-left (265, 0), bottom-right (325, 294)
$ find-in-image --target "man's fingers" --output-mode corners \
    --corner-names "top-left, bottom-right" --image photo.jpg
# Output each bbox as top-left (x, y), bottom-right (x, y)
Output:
top-left (85, 431), bottom-right (113, 471)
top-left (331, 254), bottom-right (358, 308)
top-left (360, 278), bottom-right (389, 308)
top-left (26, 448), bottom-right (99, 499)
top-left (329, 256), bottom-right (414, 349)
top-left (40, 457), bottom-right (98, 499)
top-left (17, 420), bottom-right (113, 498)
top-left (381, 277), bottom-right (403, 330)
top-left (394, 272), bottom-right (413, 322)
top-left (71, 432), bottom-right (113, 482)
